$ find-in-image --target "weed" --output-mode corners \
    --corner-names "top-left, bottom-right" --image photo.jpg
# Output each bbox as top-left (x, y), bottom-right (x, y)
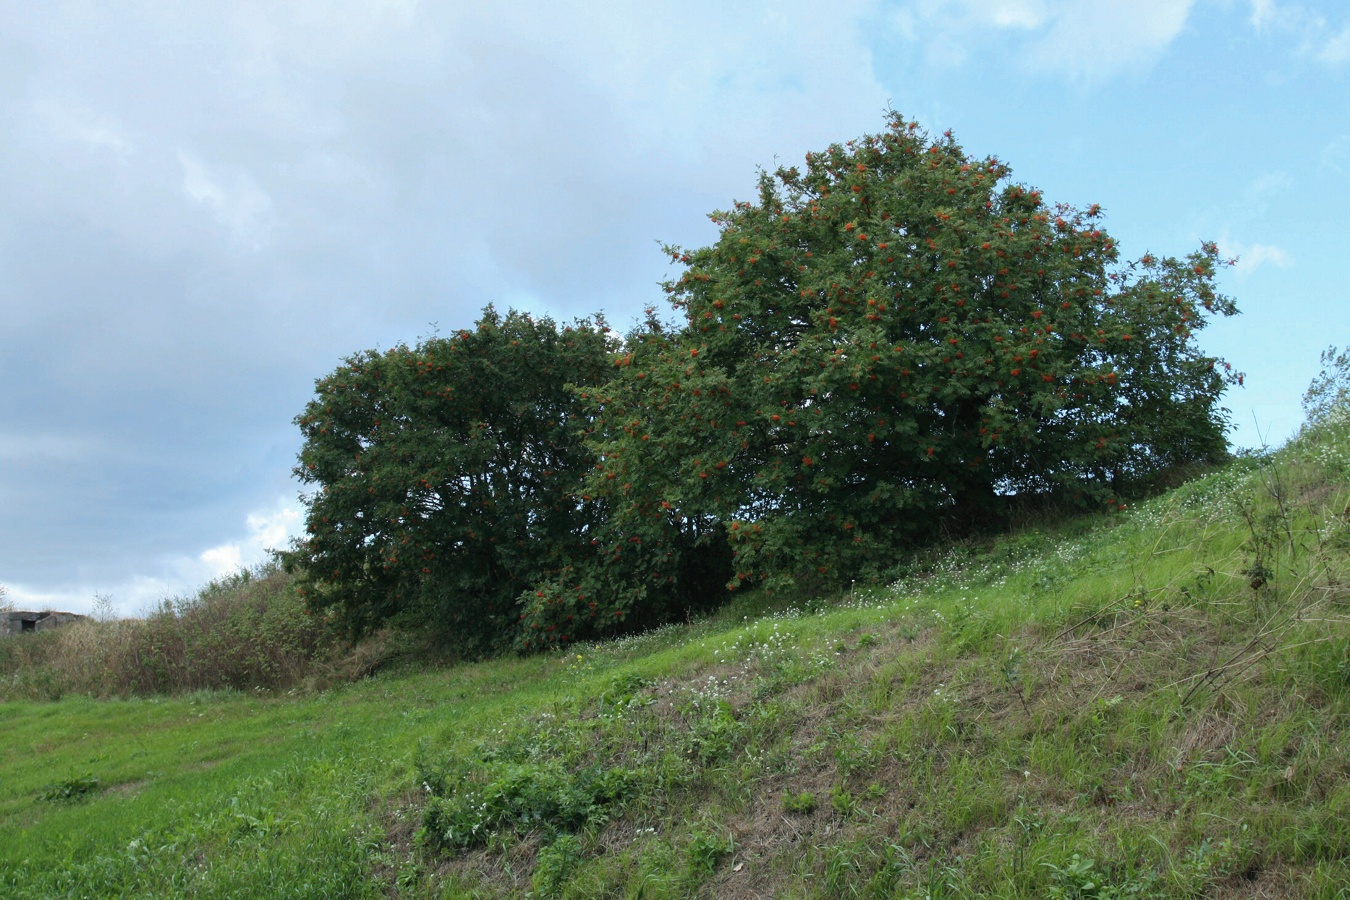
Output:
top-left (418, 763), bottom-right (634, 851)
top-left (1182, 747), bottom-right (1255, 801)
top-left (598, 671), bottom-right (652, 714)
top-left (859, 781), bottom-right (885, 801)
top-left (531, 833), bottom-right (585, 897)
top-left (38, 773), bottom-right (101, 802)
top-left (782, 790), bottom-right (816, 814)
top-left (685, 823), bottom-right (732, 879)
top-left (830, 783), bottom-right (855, 818)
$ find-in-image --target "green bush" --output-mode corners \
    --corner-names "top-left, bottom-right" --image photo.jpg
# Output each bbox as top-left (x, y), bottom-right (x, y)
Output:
top-left (418, 762), bottom-right (635, 851)
top-left (531, 834), bottom-right (585, 897)
top-left (38, 773), bottom-right (101, 802)
top-left (1303, 345), bottom-right (1350, 427)
top-left (782, 790), bottom-right (816, 814)
top-left (0, 563), bottom-right (339, 699)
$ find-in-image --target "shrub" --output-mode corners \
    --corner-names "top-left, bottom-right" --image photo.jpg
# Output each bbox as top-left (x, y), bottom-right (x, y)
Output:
top-left (38, 773), bottom-right (101, 803)
top-left (0, 563), bottom-right (338, 699)
top-left (1303, 345), bottom-right (1350, 428)
top-left (782, 790), bottom-right (817, 814)
top-left (418, 763), bottom-right (634, 851)
top-left (532, 833), bottom-right (585, 897)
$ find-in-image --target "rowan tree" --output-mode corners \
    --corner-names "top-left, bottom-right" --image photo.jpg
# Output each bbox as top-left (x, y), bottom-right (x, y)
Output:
top-left (589, 113), bottom-right (1239, 591)
top-left (286, 307), bottom-right (615, 653)
top-left (520, 311), bottom-right (736, 650)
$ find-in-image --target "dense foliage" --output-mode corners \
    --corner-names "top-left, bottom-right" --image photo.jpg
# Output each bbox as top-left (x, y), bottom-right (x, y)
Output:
top-left (287, 308), bottom-right (617, 653)
top-left (291, 114), bottom-right (1238, 648)
top-left (588, 114), bottom-right (1239, 591)
top-left (0, 564), bottom-right (333, 699)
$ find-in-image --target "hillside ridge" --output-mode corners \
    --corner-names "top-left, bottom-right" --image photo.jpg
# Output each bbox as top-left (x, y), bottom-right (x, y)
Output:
top-left (2, 405), bottom-right (1348, 898)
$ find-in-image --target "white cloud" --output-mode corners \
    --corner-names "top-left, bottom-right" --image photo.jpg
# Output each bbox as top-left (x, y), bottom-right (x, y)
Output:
top-left (1222, 236), bottom-right (1293, 276)
top-left (199, 544), bottom-right (244, 578)
top-left (1319, 23), bottom-right (1350, 63)
top-left (1235, 170), bottom-right (1294, 218)
top-left (1320, 135), bottom-right (1350, 176)
top-left (178, 152), bottom-right (274, 248)
top-left (34, 97), bottom-right (134, 157)
top-left (0, 433), bottom-right (91, 462)
top-left (194, 497), bottom-right (303, 580)
top-left (1249, 0), bottom-right (1278, 29)
top-left (247, 503), bottom-right (303, 551)
top-left (1246, 0), bottom-right (1350, 64)
top-left (3, 497), bottom-right (305, 619)
top-left (889, 0), bottom-right (1195, 80)
top-left (4, 576), bottom-right (177, 620)
top-left (899, 0), bottom-right (1049, 30)
top-left (2, 585), bottom-right (82, 614)
top-left (1245, 171), bottom-right (1295, 197)
top-left (1026, 0), bottom-right (1194, 80)
top-left (982, 0), bottom-right (1049, 29)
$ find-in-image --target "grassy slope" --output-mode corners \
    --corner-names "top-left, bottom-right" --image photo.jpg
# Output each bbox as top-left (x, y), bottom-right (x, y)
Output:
top-left (2, 413), bottom-right (1348, 899)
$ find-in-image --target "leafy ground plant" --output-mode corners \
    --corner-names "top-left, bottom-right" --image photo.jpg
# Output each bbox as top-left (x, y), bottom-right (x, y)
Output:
top-left (37, 773), bottom-right (100, 803)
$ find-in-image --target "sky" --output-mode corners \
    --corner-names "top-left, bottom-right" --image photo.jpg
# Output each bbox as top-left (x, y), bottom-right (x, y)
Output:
top-left (2, 0), bottom-right (1347, 617)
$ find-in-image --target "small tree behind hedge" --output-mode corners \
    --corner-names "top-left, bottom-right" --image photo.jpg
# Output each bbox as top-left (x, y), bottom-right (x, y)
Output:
top-left (1304, 346), bottom-right (1350, 427)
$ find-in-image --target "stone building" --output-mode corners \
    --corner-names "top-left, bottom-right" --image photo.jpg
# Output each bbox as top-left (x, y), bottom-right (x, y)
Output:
top-left (2, 610), bottom-right (88, 636)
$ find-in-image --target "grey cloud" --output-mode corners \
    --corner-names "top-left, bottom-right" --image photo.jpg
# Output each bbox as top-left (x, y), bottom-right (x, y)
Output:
top-left (0, 0), bottom-right (890, 608)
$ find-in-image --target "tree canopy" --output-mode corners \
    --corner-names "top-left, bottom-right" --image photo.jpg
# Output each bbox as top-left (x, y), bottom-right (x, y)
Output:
top-left (585, 114), bottom-right (1238, 591)
top-left (289, 114), bottom-right (1239, 650)
top-left (287, 308), bottom-right (615, 653)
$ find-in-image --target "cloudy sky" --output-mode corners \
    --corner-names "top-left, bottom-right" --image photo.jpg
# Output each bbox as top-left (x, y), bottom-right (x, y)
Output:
top-left (2, 0), bottom-right (1347, 616)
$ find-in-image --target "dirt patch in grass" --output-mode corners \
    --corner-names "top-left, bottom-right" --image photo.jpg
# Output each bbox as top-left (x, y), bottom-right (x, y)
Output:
top-left (108, 778), bottom-right (150, 797)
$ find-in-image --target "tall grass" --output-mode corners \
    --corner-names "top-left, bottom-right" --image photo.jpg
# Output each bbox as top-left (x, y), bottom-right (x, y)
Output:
top-left (0, 563), bottom-right (344, 699)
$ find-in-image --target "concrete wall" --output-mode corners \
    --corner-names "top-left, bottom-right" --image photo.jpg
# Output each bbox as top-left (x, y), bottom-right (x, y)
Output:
top-left (2, 610), bottom-right (88, 636)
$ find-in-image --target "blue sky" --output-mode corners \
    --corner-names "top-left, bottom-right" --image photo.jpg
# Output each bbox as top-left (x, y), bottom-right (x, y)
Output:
top-left (2, 0), bottom-right (1346, 616)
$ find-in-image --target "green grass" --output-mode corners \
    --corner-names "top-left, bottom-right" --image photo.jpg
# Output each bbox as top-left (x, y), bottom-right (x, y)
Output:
top-left (3, 409), bottom-right (1350, 897)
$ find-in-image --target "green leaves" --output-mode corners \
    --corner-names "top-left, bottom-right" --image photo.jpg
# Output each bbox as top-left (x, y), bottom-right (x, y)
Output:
top-left (292, 114), bottom-right (1240, 651)
top-left (593, 113), bottom-right (1239, 591)
top-left (38, 773), bottom-right (101, 803)
top-left (287, 307), bottom-right (615, 654)
top-left (419, 762), bottom-right (634, 851)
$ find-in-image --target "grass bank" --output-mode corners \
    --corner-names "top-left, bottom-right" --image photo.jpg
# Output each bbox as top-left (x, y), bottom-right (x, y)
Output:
top-left (2, 407), bottom-right (1348, 898)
